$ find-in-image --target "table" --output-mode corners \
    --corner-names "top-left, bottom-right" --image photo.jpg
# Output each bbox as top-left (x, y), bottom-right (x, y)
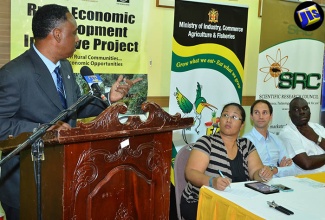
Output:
top-left (296, 172), bottom-right (325, 183)
top-left (197, 173), bottom-right (325, 220)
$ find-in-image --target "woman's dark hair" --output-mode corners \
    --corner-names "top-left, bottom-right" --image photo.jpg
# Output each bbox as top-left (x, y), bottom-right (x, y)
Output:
top-left (32, 4), bottom-right (70, 39)
top-left (221, 102), bottom-right (246, 123)
top-left (250, 99), bottom-right (273, 115)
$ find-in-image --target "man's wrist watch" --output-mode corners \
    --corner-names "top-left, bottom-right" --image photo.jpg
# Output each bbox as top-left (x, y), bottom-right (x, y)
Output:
top-left (269, 166), bottom-right (276, 171)
top-left (317, 136), bottom-right (322, 145)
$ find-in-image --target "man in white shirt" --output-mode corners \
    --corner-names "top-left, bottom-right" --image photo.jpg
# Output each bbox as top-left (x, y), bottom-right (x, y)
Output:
top-left (244, 100), bottom-right (297, 177)
top-left (279, 97), bottom-right (325, 174)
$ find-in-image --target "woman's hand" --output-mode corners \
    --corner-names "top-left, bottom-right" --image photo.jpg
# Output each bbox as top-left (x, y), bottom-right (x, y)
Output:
top-left (214, 176), bottom-right (232, 191)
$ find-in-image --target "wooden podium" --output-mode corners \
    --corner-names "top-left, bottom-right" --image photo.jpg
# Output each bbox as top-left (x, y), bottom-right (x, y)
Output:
top-left (0, 102), bottom-right (193, 220)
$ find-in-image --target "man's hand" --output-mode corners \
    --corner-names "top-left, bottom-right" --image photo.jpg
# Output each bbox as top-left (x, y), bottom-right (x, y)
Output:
top-left (47, 121), bottom-right (71, 131)
top-left (296, 125), bottom-right (318, 143)
top-left (258, 166), bottom-right (273, 182)
top-left (279, 156), bottom-right (293, 167)
top-left (109, 75), bottom-right (142, 103)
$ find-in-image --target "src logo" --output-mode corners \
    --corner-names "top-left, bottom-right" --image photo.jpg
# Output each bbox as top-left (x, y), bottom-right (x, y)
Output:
top-left (278, 72), bottom-right (321, 90)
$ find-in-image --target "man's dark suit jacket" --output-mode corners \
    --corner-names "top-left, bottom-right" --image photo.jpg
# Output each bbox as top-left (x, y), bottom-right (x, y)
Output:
top-left (0, 47), bottom-right (106, 208)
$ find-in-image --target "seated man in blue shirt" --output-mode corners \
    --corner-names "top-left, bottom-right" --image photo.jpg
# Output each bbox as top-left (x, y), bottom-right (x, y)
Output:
top-left (243, 99), bottom-right (297, 177)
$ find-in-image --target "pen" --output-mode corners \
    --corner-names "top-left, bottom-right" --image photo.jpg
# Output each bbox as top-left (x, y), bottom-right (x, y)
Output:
top-left (218, 170), bottom-right (231, 188)
top-left (277, 205), bottom-right (294, 215)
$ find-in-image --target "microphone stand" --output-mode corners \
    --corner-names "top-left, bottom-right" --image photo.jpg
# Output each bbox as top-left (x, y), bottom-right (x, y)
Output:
top-left (0, 91), bottom-right (94, 220)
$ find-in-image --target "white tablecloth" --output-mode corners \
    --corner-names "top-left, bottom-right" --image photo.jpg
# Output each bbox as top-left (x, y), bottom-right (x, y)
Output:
top-left (204, 176), bottom-right (325, 220)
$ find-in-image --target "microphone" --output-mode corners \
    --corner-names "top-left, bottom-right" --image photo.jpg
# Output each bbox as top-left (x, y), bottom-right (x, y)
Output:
top-left (80, 66), bottom-right (110, 107)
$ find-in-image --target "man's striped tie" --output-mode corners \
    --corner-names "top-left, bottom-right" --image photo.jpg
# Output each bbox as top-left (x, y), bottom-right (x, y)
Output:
top-left (54, 66), bottom-right (67, 109)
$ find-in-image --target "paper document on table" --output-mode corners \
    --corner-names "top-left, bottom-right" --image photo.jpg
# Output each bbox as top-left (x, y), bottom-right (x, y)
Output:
top-left (222, 183), bottom-right (261, 198)
top-left (296, 178), bottom-right (325, 188)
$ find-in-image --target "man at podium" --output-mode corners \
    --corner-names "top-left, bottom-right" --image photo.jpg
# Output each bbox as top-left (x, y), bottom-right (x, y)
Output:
top-left (0, 4), bottom-right (140, 220)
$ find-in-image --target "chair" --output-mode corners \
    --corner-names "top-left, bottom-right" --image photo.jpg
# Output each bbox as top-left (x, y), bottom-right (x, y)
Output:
top-left (174, 143), bottom-right (193, 220)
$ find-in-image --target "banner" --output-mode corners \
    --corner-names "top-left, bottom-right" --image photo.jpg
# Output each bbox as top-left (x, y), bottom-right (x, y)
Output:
top-left (11, 0), bottom-right (148, 114)
top-left (321, 52), bottom-right (325, 126)
top-left (167, 1), bottom-right (248, 217)
top-left (169, 0), bottom-right (248, 148)
top-left (256, 0), bottom-right (325, 133)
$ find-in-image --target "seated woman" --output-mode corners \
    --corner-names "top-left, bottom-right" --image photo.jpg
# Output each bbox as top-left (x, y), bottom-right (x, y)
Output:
top-left (180, 103), bottom-right (273, 220)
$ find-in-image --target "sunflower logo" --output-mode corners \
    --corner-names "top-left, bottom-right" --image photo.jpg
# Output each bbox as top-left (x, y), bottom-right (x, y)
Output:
top-left (259, 48), bottom-right (289, 88)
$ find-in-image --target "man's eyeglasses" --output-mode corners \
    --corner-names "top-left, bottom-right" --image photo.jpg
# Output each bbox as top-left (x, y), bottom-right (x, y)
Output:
top-left (221, 113), bottom-right (242, 121)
